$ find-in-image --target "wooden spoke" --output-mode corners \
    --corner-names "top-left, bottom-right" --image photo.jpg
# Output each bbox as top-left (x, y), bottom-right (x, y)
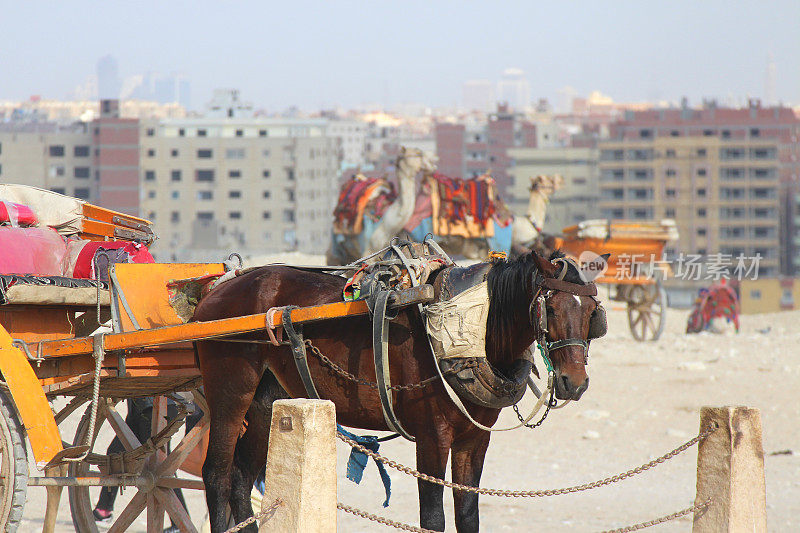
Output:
top-left (106, 490), bottom-right (147, 533)
top-left (156, 487), bottom-right (198, 533)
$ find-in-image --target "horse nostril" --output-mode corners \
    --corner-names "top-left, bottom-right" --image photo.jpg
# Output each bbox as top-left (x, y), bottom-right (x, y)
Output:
top-left (561, 375), bottom-right (571, 390)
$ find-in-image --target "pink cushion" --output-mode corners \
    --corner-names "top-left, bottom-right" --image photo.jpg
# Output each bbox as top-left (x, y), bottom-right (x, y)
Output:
top-left (0, 227), bottom-right (67, 276)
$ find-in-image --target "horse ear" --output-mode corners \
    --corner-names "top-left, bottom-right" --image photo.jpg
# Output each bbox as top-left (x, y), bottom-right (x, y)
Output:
top-left (530, 250), bottom-right (557, 277)
top-left (599, 253), bottom-right (611, 262)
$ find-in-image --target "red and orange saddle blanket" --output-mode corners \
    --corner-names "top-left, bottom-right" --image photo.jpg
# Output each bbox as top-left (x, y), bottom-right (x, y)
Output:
top-left (425, 173), bottom-right (509, 239)
top-left (333, 174), bottom-right (396, 235)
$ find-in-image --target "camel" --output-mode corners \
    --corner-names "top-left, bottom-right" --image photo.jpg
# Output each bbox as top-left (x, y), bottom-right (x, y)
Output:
top-left (435, 174), bottom-right (564, 259)
top-left (326, 146), bottom-right (436, 265)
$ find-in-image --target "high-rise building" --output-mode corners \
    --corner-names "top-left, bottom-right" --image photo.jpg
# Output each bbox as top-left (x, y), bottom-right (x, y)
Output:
top-left (496, 68), bottom-right (530, 112)
top-left (597, 100), bottom-right (800, 276)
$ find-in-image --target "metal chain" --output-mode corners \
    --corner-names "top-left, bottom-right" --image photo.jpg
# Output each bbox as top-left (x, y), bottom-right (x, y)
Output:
top-left (338, 503), bottom-right (438, 533)
top-left (512, 376), bottom-right (556, 429)
top-left (304, 339), bottom-right (463, 392)
top-left (598, 498), bottom-right (712, 533)
top-left (336, 424), bottom-right (717, 496)
top-left (222, 498), bottom-right (283, 533)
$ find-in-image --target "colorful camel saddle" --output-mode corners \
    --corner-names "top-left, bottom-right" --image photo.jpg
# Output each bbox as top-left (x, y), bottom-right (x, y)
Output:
top-left (686, 282), bottom-right (740, 333)
top-left (333, 174), bottom-right (396, 235)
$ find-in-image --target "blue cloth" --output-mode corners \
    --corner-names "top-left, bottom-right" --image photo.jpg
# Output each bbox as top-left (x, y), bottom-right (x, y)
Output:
top-left (337, 424), bottom-right (392, 507)
top-left (406, 216), bottom-right (433, 242)
top-left (487, 221), bottom-right (513, 255)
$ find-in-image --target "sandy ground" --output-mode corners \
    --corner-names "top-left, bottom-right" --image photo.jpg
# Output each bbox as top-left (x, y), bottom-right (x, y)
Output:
top-left (18, 302), bottom-right (800, 532)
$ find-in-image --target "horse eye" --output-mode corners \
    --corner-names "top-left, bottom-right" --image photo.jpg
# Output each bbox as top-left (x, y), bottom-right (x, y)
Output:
top-left (546, 307), bottom-right (555, 316)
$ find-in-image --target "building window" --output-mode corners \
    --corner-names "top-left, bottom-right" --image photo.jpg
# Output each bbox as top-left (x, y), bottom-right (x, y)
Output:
top-left (750, 128), bottom-right (760, 137)
top-left (722, 130), bottom-right (731, 139)
top-left (197, 191), bottom-right (213, 200)
top-left (74, 187), bottom-right (91, 200)
top-left (262, 149), bottom-right (271, 157)
top-left (49, 145), bottom-right (65, 157)
top-left (697, 188), bottom-right (706, 197)
top-left (171, 149), bottom-right (179, 157)
top-left (196, 169), bottom-right (215, 182)
top-left (665, 168), bottom-right (676, 177)
top-left (145, 170), bottom-right (156, 181)
top-left (171, 190), bottom-right (180, 199)
top-left (179, 128), bottom-right (186, 137)
top-left (259, 130), bottom-right (268, 137)
top-left (197, 149), bottom-right (213, 158)
top-left (226, 148), bottom-right (246, 159)
top-left (146, 128), bottom-right (155, 137)
top-left (262, 170), bottom-right (270, 178)
top-left (286, 189), bottom-right (295, 201)
top-left (665, 208), bottom-right (675, 217)
top-left (665, 149), bottom-right (676, 158)
top-left (229, 211), bottom-right (242, 219)
top-left (168, 170), bottom-right (181, 182)
top-left (262, 211), bottom-right (271, 219)
top-left (147, 190), bottom-right (156, 199)
top-left (262, 191), bottom-right (271, 199)
top-left (235, 129), bottom-right (244, 137)
top-left (283, 210), bottom-right (295, 223)
top-left (197, 129), bottom-right (207, 137)
top-left (144, 149), bottom-right (154, 157)
top-left (171, 211), bottom-right (180, 223)
top-left (229, 170), bottom-right (242, 178)
top-left (696, 148), bottom-right (706, 157)
top-left (670, 130), bottom-right (680, 137)
top-left (49, 164), bottom-right (66, 177)
top-left (229, 190), bottom-right (242, 199)
top-left (664, 189), bottom-right (676, 198)
top-left (50, 187), bottom-right (66, 195)
top-left (639, 129), bottom-right (652, 138)
top-left (74, 146), bottom-right (90, 157)
top-left (74, 167), bottom-right (90, 179)
top-left (697, 168), bottom-right (707, 176)
top-left (697, 208), bottom-right (707, 217)
top-left (286, 168), bottom-right (295, 181)
top-left (697, 228), bottom-right (707, 236)
top-left (197, 212), bottom-right (213, 221)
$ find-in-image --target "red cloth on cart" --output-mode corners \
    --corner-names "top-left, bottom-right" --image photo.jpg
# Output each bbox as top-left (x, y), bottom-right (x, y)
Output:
top-left (0, 227), bottom-right (67, 275)
top-left (70, 241), bottom-right (154, 280)
top-left (0, 201), bottom-right (38, 227)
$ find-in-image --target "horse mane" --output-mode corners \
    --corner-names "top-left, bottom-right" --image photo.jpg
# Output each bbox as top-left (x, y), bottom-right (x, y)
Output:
top-left (486, 250), bottom-right (585, 365)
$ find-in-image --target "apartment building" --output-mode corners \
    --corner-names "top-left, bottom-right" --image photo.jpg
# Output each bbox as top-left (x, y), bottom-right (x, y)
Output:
top-left (598, 101), bottom-right (800, 277)
top-left (507, 147), bottom-right (600, 232)
top-left (0, 122), bottom-right (96, 201)
top-left (139, 116), bottom-right (340, 260)
top-left (435, 104), bottom-right (537, 196)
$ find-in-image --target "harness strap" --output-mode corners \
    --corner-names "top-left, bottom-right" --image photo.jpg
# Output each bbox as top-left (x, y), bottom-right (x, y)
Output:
top-left (372, 290), bottom-right (416, 441)
top-left (282, 305), bottom-right (321, 399)
top-left (540, 278), bottom-right (598, 296)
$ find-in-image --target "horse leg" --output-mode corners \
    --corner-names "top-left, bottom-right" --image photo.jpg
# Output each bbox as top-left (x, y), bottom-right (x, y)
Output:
top-left (416, 433), bottom-right (452, 532)
top-left (228, 371), bottom-right (287, 532)
top-left (450, 433), bottom-right (490, 533)
top-left (201, 357), bottom-right (262, 533)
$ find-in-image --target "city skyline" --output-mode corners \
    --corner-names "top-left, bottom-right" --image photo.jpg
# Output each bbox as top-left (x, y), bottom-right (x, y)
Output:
top-left (1, 1), bottom-right (798, 111)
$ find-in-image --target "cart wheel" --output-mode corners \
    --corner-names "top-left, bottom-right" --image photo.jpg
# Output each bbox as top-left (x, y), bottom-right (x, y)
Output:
top-left (0, 386), bottom-right (28, 533)
top-left (68, 400), bottom-right (110, 533)
top-left (626, 281), bottom-right (667, 341)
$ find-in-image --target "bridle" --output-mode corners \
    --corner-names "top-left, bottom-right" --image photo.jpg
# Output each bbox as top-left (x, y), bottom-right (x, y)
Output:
top-left (529, 266), bottom-right (606, 367)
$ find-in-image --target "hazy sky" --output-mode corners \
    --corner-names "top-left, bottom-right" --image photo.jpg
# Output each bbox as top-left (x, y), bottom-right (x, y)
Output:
top-left (2, 1), bottom-right (798, 110)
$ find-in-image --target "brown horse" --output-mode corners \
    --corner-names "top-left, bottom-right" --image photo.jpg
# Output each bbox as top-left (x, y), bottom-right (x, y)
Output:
top-left (194, 250), bottom-right (599, 532)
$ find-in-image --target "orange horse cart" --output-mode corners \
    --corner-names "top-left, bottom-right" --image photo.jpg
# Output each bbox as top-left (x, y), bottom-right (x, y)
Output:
top-left (0, 187), bottom-right (431, 532)
top-left (554, 219), bottom-right (678, 341)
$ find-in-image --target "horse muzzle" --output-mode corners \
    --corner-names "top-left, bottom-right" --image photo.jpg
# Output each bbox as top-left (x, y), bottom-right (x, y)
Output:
top-left (555, 372), bottom-right (589, 401)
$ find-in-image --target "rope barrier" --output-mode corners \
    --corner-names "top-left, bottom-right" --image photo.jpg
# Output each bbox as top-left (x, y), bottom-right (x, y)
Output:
top-left (222, 498), bottom-right (283, 533)
top-left (336, 424), bottom-right (716, 496)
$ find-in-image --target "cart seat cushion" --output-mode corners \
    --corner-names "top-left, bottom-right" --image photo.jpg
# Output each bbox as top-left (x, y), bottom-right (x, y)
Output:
top-left (0, 275), bottom-right (110, 306)
top-left (0, 227), bottom-right (67, 276)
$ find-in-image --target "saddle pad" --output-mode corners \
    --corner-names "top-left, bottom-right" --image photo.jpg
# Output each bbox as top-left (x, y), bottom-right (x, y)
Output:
top-left (425, 281), bottom-right (489, 360)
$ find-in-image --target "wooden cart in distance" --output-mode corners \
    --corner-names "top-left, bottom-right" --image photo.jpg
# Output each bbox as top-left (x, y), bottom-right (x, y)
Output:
top-left (554, 219), bottom-right (679, 341)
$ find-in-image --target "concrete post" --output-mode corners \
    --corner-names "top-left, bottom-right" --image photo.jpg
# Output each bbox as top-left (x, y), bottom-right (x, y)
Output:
top-left (692, 406), bottom-right (767, 533)
top-left (260, 399), bottom-right (337, 533)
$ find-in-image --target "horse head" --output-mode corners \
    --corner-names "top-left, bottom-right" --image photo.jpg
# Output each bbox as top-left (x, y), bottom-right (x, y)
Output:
top-left (397, 146), bottom-right (437, 178)
top-left (528, 251), bottom-right (608, 400)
